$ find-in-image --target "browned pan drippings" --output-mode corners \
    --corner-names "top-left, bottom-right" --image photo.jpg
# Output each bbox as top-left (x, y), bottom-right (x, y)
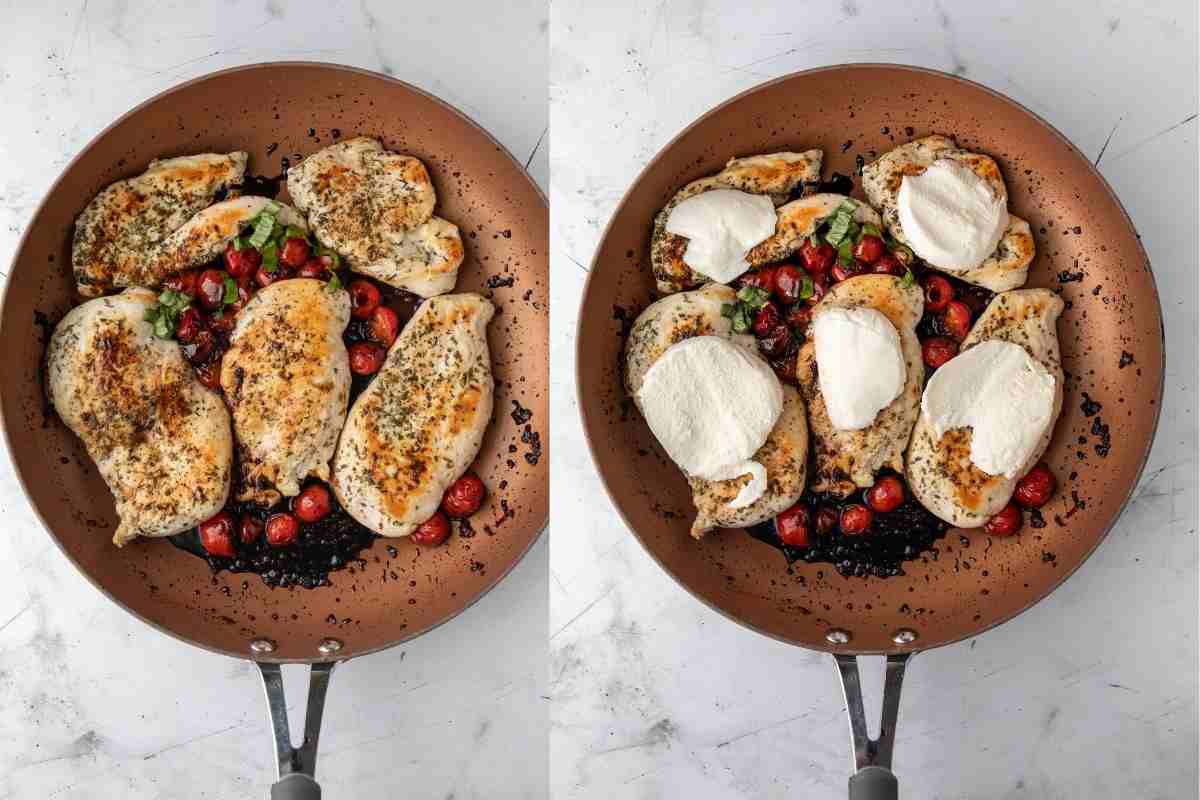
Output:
top-left (0, 63), bottom-right (548, 663)
top-left (577, 64), bottom-right (1163, 654)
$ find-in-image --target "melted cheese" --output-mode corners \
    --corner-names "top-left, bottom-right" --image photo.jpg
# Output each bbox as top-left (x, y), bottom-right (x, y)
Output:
top-left (813, 307), bottom-right (906, 430)
top-left (897, 159), bottom-right (1007, 271)
top-left (665, 189), bottom-right (777, 283)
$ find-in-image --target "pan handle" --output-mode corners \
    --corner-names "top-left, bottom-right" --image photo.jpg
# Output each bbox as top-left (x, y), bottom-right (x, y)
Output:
top-left (258, 661), bottom-right (339, 799)
top-left (834, 652), bottom-right (912, 800)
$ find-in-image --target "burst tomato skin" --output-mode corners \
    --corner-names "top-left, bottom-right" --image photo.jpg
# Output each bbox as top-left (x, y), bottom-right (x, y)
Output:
top-left (872, 253), bottom-right (905, 276)
top-left (776, 504), bottom-right (811, 547)
top-left (774, 265), bottom-right (805, 304)
top-left (923, 274), bottom-right (955, 313)
top-left (164, 270), bottom-right (200, 296)
top-left (839, 504), bottom-right (874, 535)
top-left (349, 342), bottom-right (386, 375)
top-left (442, 473), bottom-right (486, 518)
top-left (740, 267), bottom-right (777, 294)
top-left (1014, 464), bottom-right (1056, 508)
top-left (176, 307), bottom-right (205, 343)
top-left (368, 306), bottom-right (400, 347)
top-left (922, 336), bottom-right (958, 369)
top-left (297, 258), bottom-right (327, 279)
top-left (815, 507), bottom-right (839, 536)
top-left (266, 512), bottom-right (300, 547)
top-left (830, 264), bottom-right (858, 283)
top-left (348, 280), bottom-right (382, 320)
top-left (196, 269), bottom-right (227, 311)
top-left (752, 302), bottom-right (782, 337)
top-left (985, 504), bottom-right (1023, 536)
top-left (199, 512), bottom-right (236, 557)
top-left (239, 515), bottom-right (263, 545)
top-left (412, 513), bottom-right (451, 546)
top-left (853, 234), bottom-right (885, 264)
top-left (942, 300), bottom-right (973, 340)
top-left (280, 237), bottom-right (311, 269)
top-left (224, 242), bottom-right (262, 278)
top-left (800, 241), bottom-right (835, 275)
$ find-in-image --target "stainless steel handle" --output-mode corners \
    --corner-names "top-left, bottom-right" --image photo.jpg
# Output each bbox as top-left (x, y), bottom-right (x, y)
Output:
top-left (258, 661), bottom-right (338, 798)
top-left (834, 652), bottom-right (912, 800)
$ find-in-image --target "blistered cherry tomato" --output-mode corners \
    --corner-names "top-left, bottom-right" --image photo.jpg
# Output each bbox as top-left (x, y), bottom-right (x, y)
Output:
top-left (758, 325), bottom-right (794, 359)
top-left (297, 258), bottom-right (328, 279)
top-left (196, 269), bottom-right (227, 311)
top-left (840, 504), bottom-right (874, 535)
top-left (369, 306), bottom-right (401, 347)
top-left (923, 274), bottom-right (955, 313)
top-left (1014, 463), bottom-right (1056, 508)
top-left (163, 270), bottom-right (199, 296)
top-left (800, 240), bottom-right (835, 275)
top-left (830, 264), bottom-right (857, 283)
top-left (239, 515), bottom-right (263, 545)
top-left (786, 304), bottom-right (811, 331)
top-left (265, 512), bottom-right (300, 547)
top-left (224, 241), bottom-right (262, 278)
top-left (853, 234), bottom-right (885, 264)
top-left (866, 475), bottom-right (905, 513)
top-left (739, 267), bottom-right (776, 294)
top-left (775, 504), bottom-right (811, 547)
top-left (199, 512), bottom-right (236, 557)
top-left (872, 253), bottom-right (905, 277)
top-left (773, 265), bottom-right (804, 304)
top-left (279, 237), bottom-right (310, 269)
top-left (348, 280), bottom-right (382, 320)
top-left (815, 507), bottom-right (839, 536)
top-left (254, 265), bottom-right (281, 288)
top-left (942, 300), bottom-right (972, 340)
top-left (412, 512), bottom-right (451, 546)
top-left (194, 360), bottom-right (222, 391)
top-left (752, 301), bottom-right (782, 337)
top-left (185, 328), bottom-right (216, 364)
top-left (806, 273), bottom-right (829, 305)
top-left (921, 336), bottom-right (958, 369)
top-left (985, 504), bottom-right (1023, 536)
top-left (349, 341), bottom-right (386, 375)
top-left (442, 472), bottom-right (486, 518)
top-left (176, 307), bottom-right (204, 343)
top-left (293, 484), bottom-right (333, 523)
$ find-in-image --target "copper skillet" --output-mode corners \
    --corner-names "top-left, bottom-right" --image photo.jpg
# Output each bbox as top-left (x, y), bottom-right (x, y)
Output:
top-left (0, 63), bottom-right (548, 799)
top-left (575, 64), bottom-right (1163, 798)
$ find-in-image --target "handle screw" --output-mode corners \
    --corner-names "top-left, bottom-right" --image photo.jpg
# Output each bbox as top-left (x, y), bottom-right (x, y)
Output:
top-left (825, 628), bottom-right (851, 645)
top-left (892, 628), bottom-right (918, 645)
top-left (249, 638), bottom-right (276, 654)
top-left (318, 638), bottom-right (344, 655)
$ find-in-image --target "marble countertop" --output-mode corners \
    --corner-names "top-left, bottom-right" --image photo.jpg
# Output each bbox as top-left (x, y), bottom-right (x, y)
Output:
top-left (549, 1), bottom-right (1197, 799)
top-left (0, 1), bottom-right (547, 798)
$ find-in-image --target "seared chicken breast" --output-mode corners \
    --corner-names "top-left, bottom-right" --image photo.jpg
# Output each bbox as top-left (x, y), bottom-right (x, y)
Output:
top-left (287, 137), bottom-right (465, 297)
top-left (220, 279), bottom-right (351, 506)
top-left (796, 275), bottom-right (925, 497)
top-left (747, 194), bottom-right (881, 266)
top-left (332, 293), bottom-right (494, 537)
top-left (47, 289), bottom-right (232, 545)
top-left (72, 152), bottom-right (248, 297)
top-left (624, 283), bottom-right (808, 538)
top-left (906, 289), bottom-right (1064, 527)
top-left (650, 151), bottom-right (823, 295)
top-left (862, 135), bottom-right (1035, 292)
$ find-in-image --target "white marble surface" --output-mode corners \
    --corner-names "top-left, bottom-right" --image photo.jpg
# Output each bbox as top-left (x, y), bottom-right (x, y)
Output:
top-left (0, 1), bottom-right (547, 798)
top-left (549, 1), bottom-right (1197, 798)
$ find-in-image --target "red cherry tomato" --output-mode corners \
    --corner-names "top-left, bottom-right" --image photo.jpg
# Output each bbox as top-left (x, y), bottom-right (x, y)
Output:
top-left (923, 274), bottom-right (955, 313)
top-left (293, 484), bottom-right (333, 523)
top-left (800, 240), bottom-right (835, 275)
top-left (279, 237), bottom-right (311, 269)
top-left (775, 504), bottom-right (811, 547)
top-left (348, 280), bottom-right (382, 320)
top-left (176, 307), bottom-right (205, 343)
top-left (830, 264), bottom-right (858, 283)
top-left (942, 300), bottom-right (973, 340)
top-left (752, 301), bottom-right (782, 337)
top-left (254, 265), bottom-right (281, 288)
top-left (853, 234), bottom-right (885, 265)
top-left (865, 475), bottom-right (905, 513)
top-left (1014, 463), bottom-right (1056, 508)
top-left (198, 512), bottom-right (236, 557)
top-left (185, 328), bottom-right (216, 364)
top-left (805, 273), bottom-right (829, 306)
top-left (265, 512), bottom-right (300, 547)
top-left (739, 267), bottom-right (777, 294)
top-left (921, 336), bottom-right (958, 369)
top-left (757, 325), bottom-right (794, 359)
top-left (297, 258), bottom-right (328, 279)
top-left (412, 512), bottom-right (451, 546)
top-left (441, 472), bottom-right (486, 518)
top-left (773, 265), bottom-right (804, 304)
top-left (785, 304), bottom-right (811, 332)
top-left (348, 342), bottom-right (386, 375)
top-left (815, 507), bottom-right (839, 536)
top-left (368, 306), bottom-right (401, 347)
top-left (224, 241), bottom-right (262, 278)
top-left (196, 269), bottom-right (227, 311)
top-left (194, 360), bottom-right (222, 391)
top-left (840, 504), bottom-right (874, 535)
top-left (984, 503), bottom-right (1023, 536)
top-left (871, 253), bottom-right (905, 276)
top-left (163, 270), bottom-right (199, 296)
top-left (239, 515), bottom-right (263, 545)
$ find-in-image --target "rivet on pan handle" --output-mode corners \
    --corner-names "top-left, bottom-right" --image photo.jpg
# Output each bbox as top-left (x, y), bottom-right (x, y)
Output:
top-left (258, 661), bottom-right (339, 800)
top-left (834, 652), bottom-right (913, 800)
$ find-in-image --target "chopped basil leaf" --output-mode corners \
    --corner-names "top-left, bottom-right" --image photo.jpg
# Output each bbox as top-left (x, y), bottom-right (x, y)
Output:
top-left (222, 275), bottom-right (238, 306)
top-left (797, 274), bottom-right (814, 300)
top-left (248, 212), bottom-right (276, 249)
top-left (846, 219), bottom-right (861, 244)
top-left (736, 285), bottom-right (771, 310)
top-left (835, 199), bottom-right (858, 216)
top-left (261, 240), bottom-right (279, 273)
top-left (144, 289), bottom-right (191, 339)
top-left (153, 316), bottom-right (171, 338)
top-left (264, 200), bottom-right (282, 214)
top-left (900, 269), bottom-right (916, 288)
top-left (316, 245), bottom-right (341, 269)
top-left (893, 242), bottom-right (914, 266)
top-left (233, 235), bottom-right (247, 251)
top-left (720, 302), bottom-right (735, 319)
top-left (730, 306), bottom-right (751, 334)
top-left (144, 306), bottom-right (160, 323)
top-left (825, 210), bottom-right (853, 247)
top-left (860, 223), bottom-right (882, 240)
top-left (326, 272), bottom-right (343, 292)
top-left (837, 237), bottom-right (855, 266)
top-left (283, 225), bottom-right (307, 242)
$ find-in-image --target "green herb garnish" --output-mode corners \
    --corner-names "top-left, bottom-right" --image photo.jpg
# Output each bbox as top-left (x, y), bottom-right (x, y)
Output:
top-left (859, 222), bottom-right (882, 240)
top-left (736, 285), bottom-right (771, 310)
top-left (316, 245), bottom-right (341, 270)
top-left (823, 199), bottom-right (860, 248)
top-left (222, 275), bottom-right (238, 306)
top-left (797, 274), bottom-right (815, 300)
top-left (326, 271), bottom-right (343, 292)
top-left (900, 269), bottom-right (916, 288)
top-left (836, 237), bottom-right (855, 266)
top-left (143, 289), bottom-right (191, 340)
top-left (248, 211), bottom-right (277, 249)
top-left (260, 240), bottom-right (279, 273)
